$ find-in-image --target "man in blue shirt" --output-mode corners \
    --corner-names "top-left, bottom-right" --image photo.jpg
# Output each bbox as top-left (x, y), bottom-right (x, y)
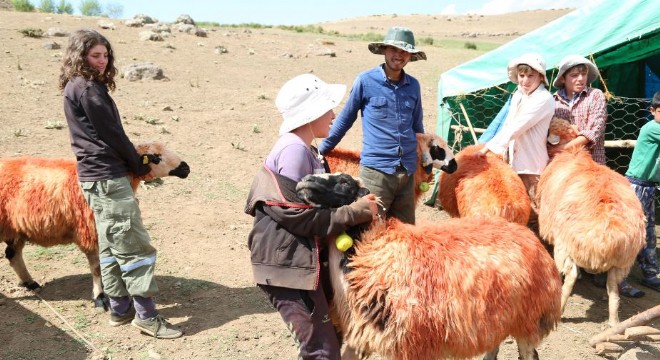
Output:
top-left (319, 26), bottom-right (426, 224)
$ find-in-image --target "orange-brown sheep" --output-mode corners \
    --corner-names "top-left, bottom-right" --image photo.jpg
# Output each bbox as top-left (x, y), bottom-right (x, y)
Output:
top-left (436, 144), bottom-right (531, 225)
top-left (331, 217), bottom-right (561, 360)
top-left (537, 118), bottom-right (645, 326)
top-left (296, 174), bottom-right (562, 360)
top-left (0, 142), bottom-right (190, 311)
top-left (325, 133), bottom-right (457, 206)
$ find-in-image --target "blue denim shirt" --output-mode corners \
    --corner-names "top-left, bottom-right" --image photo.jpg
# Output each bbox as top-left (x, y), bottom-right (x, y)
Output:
top-left (319, 65), bottom-right (424, 175)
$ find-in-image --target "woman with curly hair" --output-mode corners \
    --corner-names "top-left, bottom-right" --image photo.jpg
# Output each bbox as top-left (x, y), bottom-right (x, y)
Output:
top-left (60, 28), bottom-right (182, 339)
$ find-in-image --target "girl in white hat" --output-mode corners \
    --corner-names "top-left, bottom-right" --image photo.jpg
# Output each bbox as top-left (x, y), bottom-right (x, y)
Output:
top-left (245, 74), bottom-right (378, 359)
top-left (480, 53), bottom-right (555, 233)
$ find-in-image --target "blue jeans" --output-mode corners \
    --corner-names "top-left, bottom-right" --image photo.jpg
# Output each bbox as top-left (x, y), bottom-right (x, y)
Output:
top-left (627, 177), bottom-right (659, 278)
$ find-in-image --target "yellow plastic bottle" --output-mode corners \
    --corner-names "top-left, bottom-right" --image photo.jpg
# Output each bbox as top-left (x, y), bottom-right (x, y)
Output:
top-left (335, 232), bottom-right (354, 252)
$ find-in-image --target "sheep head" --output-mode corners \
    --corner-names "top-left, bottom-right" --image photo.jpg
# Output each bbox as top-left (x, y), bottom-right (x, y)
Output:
top-left (547, 116), bottom-right (579, 160)
top-left (416, 133), bottom-right (457, 174)
top-left (296, 173), bottom-right (369, 208)
top-left (134, 141), bottom-right (190, 179)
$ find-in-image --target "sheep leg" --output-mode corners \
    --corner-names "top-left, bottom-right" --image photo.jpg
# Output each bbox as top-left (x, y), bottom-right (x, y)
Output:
top-left (483, 346), bottom-right (499, 359)
top-left (4, 239), bottom-right (41, 290)
top-left (515, 338), bottom-right (539, 360)
top-left (560, 261), bottom-right (579, 314)
top-left (606, 270), bottom-right (621, 327)
top-left (82, 249), bottom-right (109, 312)
top-left (341, 345), bottom-right (360, 360)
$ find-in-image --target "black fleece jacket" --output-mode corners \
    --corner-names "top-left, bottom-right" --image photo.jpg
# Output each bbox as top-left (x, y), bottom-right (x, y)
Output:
top-left (245, 165), bottom-right (373, 290)
top-left (63, 76), bottom-right (149, 181)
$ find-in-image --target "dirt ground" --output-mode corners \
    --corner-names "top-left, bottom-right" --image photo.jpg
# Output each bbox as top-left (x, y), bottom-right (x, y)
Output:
top-left (0, 8), bottom-right (659, 360)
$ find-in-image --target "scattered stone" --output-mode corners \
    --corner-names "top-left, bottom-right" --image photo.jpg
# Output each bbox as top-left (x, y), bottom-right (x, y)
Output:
top-left (42, 41), bottom-right (60, 50)
top-left (139, 31), bottom-right (163, 42)
top-left (175, 14), bottom-right (195, 25)
top-left (124, 18), bottom-right (144, 27)
top-left (122, 63), bottom-right (166, 81)
top-left (97, 20), bottom-right (115, 30)
top-left (46, 28), bottom-right (68, 37)
top-left (214, 46), bottom-right (228, 54)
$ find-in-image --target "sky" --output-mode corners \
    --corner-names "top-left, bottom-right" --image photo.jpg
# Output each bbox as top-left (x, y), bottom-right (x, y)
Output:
top-left (94, 0), bottom-right (605, 26)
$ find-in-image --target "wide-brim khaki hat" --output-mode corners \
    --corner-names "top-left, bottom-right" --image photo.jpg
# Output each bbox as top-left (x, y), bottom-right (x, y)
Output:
top-left (368, 26), bottom-right (427, 62)
top-left (507, 53), bottom-right (548, 86)
top-left (276, 74), bottom-right (346, 135)
top-left (553, 55), bottom-right (599, 89)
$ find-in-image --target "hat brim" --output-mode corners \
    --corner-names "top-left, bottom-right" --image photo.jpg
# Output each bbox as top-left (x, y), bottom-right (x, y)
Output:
top-left (279, 83), bottom-right (346, 135)
top-left (553, 57), bottom-right (599, 89)
top-left (368, 42), bottom-right (427, 61)
top-left (507, 57), bottom-right (548, 86)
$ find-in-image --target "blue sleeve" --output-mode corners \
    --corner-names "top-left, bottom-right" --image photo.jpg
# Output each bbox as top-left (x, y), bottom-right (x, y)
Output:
top-left (319, 77), bottom-right (362, 154)
top-left (411, 81), bottom-right (424, 133)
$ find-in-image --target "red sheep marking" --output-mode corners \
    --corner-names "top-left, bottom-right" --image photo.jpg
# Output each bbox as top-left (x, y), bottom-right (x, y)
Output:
top-left (538, 118), bottom-right (645, 326)
top-left (437, 144), bottom-right (531, 225)
top-left (330, 216), bottom-right (562, 360)
top-left (0, 142), bottom-right (190, 311)
top-left (325, 133), bottom-right (455, 205)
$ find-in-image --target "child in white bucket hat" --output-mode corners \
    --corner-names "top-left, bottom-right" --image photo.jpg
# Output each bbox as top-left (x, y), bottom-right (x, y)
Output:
top-left (552, 55), bottom-right (607, 165)
top-left (318, 26), bottom-right (427, 225)
top-left (245, 73), bottom-right (378, 359)
top-left (480, 53), bottom-right (555, 234)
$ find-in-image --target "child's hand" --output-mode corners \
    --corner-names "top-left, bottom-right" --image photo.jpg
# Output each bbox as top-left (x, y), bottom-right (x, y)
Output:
top-left (361, 193), bottom-right (380, 222)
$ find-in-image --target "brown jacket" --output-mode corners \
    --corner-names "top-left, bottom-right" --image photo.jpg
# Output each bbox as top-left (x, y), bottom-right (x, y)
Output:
top-left (245, 165), bottom-right (373, 290)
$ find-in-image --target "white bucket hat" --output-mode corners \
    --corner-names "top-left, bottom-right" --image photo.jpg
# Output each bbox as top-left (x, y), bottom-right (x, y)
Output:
top-left (553, 55), bottom-right (599, 89)
top-left (276, 74), bottom-right (346, 135)
top-left (507, 53), bottom-right (548, 86)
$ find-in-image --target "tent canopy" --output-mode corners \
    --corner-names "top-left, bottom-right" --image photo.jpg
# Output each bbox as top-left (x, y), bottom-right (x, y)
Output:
top-left (437, 0), bottom-right (660, 139)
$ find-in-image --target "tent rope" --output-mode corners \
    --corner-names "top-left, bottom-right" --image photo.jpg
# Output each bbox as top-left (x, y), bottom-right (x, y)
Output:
top-left (589, 54), bottom-right (615, 101)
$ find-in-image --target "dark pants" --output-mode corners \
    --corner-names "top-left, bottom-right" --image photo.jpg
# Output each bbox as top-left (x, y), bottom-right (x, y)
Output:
top-left (259, 284), bottom-right (341, 360)
top-left (359, 165), bottom-right (415, 224)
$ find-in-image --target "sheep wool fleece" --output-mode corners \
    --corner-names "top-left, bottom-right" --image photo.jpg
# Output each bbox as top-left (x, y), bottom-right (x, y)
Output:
top-left (81, 176), bottom-right (158, 298)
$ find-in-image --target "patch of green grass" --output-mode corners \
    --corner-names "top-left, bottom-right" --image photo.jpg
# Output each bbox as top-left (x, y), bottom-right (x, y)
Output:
top-left (73, 311), bottom-right (89, 330)
top-left (12, 0), bottom-right (35, 12)
top-left (174, 278), bottom-right (215, 296)
top-left (18, 27), bottom-right (43, 38)
top-left (25, 313), bottom-right (38, 324)
top-left (196, 21), bottom-right (221, 27)
top-left (45, 120), bottom-right (65, 129)
top-left (438, 38), bottom-right (499, 52)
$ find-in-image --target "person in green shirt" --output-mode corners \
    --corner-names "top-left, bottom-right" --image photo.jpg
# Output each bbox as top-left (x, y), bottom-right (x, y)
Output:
top-left (620, 90), bottom-right (660, 297)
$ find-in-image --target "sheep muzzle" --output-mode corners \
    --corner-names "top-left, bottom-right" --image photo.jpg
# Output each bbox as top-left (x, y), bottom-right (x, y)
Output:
top-left (169, 161), bottom-right (190, 178)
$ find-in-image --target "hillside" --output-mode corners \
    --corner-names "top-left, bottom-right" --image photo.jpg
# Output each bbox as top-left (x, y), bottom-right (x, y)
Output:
top-left (1, 8), bottom-right (658, 360)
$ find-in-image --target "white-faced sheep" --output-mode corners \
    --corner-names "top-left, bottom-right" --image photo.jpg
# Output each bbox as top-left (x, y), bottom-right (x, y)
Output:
top-left (325, 133), bottom-right (457, 206)
top-left (296, 173), bottom-right (562, 360)
top-left (0, 141), bottom-right (190, 311)
top-left (537, 117), bottom-right (645, 326)
top-left (437, 144), bottom-right (531, 225)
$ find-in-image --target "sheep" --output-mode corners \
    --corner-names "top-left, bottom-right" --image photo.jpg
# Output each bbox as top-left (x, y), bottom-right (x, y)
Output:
top-left (296, 173), bottom-right (563, 360)
top-left (436, 144), bottom-right (531, 225)
top-left (537, 117), bottom-right (645, 326)
top-left (324, 133), bottom-right (457, 205)
top-left (0, 141), bottom-right (190, 311)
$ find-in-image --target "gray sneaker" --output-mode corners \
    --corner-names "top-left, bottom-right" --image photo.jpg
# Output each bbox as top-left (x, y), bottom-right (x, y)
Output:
top-left (108, 304), bottom-right (136, 327)
top-left (131, 314), bottom-right (183, 339)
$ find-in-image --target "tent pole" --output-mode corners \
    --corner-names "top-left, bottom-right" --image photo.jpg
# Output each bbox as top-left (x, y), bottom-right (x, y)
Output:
top-left (459, 103), bottom-right (478, 144)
